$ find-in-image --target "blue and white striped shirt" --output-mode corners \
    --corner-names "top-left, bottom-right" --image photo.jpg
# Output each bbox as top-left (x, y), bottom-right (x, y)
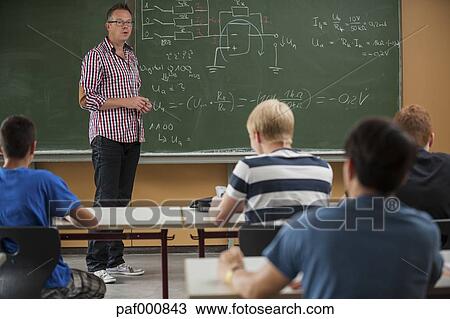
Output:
top-left (226, 148), bottom-right (333, 223)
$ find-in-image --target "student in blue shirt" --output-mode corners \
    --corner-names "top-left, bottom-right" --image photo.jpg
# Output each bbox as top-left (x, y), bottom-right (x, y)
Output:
top-left (0, 115), bottom-right (106, 298)
top-left (218, 118), bottom-right (443, 298)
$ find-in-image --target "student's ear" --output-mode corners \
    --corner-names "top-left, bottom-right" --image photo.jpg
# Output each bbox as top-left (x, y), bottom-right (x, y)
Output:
top-left (343, 158), bottom-right (355, 185)
top-left (347, 159), bottom-right (356, 180)
top-left (29, 141), bottom-right (37, 156)
top-left (255, 131), bottom-right (262, 144)
top-left (428, 132), bottom-right (435, 149)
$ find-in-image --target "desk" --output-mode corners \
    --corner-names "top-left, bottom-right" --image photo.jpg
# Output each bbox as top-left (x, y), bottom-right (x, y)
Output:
top-left (54, 207), bottom-right (245, 298)
top-left (54, 206), bottom-right (185, 299)
top-left (429, 250), bottom-right (450, 298)
top-left (181, 208), bottom-right (245, 258)
top-left (184, 252), bottom-right (450, 299)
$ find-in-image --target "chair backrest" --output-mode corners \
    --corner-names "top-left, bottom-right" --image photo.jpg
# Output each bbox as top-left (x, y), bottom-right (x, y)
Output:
top-left (0, 227), bottom-right (60, 298)
top-left (239, 223), bottom-right (283, 256)
top-left (435, 220), bottom-right (450, 250)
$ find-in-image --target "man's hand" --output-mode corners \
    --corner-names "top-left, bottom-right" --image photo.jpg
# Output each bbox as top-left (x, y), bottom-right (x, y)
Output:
top-left (68, 207), bottom-right (99, 229)
top-left (126, 96), bottom-right (152, 113)
top-left (444, 263), bottom-right (450, 276)
top-left (218, 246), bottom-right (244, 282)
top-left (288, 279), bottom-right (302, 290)
top-left (218, 247), bottom-right (291, 298)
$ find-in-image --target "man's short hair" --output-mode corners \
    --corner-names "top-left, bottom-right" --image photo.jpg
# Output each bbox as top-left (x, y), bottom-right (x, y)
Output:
top-left (394, 104), bottom-right (432, 147)
top-left (106, 3), bottom-right (132, 21)
top-left (344, 117), bottom-right (416, 195)
top-left (247, 99), bottom-right (294, 144)
top-left (0, 115), bottom-right (36, 159)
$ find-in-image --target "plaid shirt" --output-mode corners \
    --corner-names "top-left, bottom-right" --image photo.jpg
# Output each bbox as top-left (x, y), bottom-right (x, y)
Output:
top-left (79, 37), bottom-right (144, 143)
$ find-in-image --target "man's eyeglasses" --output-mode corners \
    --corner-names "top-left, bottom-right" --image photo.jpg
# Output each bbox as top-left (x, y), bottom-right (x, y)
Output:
top-left (107, 20), bottom-right (134, 27)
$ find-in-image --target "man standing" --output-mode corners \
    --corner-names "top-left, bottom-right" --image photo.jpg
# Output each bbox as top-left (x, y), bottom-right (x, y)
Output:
top-left (79, 3), bottom-right (151, 283)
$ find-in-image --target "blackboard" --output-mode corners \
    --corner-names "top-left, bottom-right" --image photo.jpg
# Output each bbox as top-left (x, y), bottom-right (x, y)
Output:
top-left (0, 0), bottom-right (401, 153)
top-left (0, 0), bottom-right (117, 150)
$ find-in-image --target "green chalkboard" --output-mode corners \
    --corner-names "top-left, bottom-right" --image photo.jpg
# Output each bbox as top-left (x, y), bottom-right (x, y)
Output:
top-left (0, 0), bottom-right (401, 153)
top-left (0, 0), bottom-right (117, 150)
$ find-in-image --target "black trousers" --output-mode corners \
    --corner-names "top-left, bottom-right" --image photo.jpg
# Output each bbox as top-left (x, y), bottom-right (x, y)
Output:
top-left (86, 136), bottom-right (140, 272)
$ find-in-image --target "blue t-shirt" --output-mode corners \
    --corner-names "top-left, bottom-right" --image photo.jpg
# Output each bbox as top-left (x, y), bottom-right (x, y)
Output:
top-left (0, 167), bottom-right (81, 289)
top-left (263, 195), bottom-right (443, 298)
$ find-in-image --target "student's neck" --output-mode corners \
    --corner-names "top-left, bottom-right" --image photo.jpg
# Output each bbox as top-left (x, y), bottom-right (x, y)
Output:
top-left (347, 183), bottom-right (378, 198)
top-left (260, 142), bottom-right (291, 154)
top-left (3, 158), bottom-right (30, 169)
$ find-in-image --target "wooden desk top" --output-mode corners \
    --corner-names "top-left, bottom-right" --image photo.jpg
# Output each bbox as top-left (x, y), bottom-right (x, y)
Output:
top-left (53, 206), bottom-right (185, 229)
top-left (53, 206), bottom-right (245, 230)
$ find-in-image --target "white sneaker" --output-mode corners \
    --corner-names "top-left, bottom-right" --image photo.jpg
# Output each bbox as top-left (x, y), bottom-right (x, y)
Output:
top-left (93, 269), bottom-right (116, 284)
top-left (106, 263), bottom-right (145, 276)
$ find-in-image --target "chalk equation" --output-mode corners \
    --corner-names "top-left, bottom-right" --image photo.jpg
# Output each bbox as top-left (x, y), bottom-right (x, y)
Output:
top-left (141, 0), bottom-right (297, 75)
top-left (311, 13), bottom-right (400, 57)
top-left (146, 86), bottom-right (370, 147)
top-left (149, 87), bottom-right (370, 115)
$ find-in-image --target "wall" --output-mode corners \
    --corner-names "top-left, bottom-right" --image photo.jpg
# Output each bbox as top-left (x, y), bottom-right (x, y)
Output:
top-left (402, 0), bottom-right (450, 153)
top-left (34, 0), bottom-right (450, 247)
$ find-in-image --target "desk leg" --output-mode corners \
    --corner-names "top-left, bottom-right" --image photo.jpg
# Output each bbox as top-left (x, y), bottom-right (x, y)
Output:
top-left (198, 229), bottom-right (205, 258)
top-left (161, 229), bottom-right (169, 299)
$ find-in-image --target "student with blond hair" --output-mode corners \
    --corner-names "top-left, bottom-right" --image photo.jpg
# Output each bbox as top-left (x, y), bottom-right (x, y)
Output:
top-left (214, 99), bottom-right (333, 224)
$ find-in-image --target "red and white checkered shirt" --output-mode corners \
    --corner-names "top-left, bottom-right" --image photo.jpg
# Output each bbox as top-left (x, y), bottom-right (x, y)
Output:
top-left (80, 37), bottom-right (144, 143)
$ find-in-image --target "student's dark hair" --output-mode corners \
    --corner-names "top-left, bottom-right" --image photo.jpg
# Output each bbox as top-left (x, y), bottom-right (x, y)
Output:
top-left (344, 117), bottom-right (417, 195)
top-left (106, 3), bottom-right (132, 21)
top-left (0, 115), bottom-right (36, 159)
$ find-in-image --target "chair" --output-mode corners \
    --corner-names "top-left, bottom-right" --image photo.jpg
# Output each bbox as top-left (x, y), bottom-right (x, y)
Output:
top-left (239, 206), bottom-right (317, 256)
top-left (435, 220), bottom-right (450, 250)
top-left (0, 227), bottom-right (60, 298)
top-left (238, 222), bottom-right (283, 256)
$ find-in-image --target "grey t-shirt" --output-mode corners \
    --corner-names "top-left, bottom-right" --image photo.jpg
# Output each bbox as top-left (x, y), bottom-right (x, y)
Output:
top-left (264, 196), bottom-right (443, 298)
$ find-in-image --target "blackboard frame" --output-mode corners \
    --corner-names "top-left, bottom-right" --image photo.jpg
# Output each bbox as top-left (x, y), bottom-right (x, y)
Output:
top-left (28, 150), bottom-right (346, 163)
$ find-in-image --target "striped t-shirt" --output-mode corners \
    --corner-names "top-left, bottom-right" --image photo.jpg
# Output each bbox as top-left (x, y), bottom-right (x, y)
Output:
top-left (226, 148), bottom-right (333, 223)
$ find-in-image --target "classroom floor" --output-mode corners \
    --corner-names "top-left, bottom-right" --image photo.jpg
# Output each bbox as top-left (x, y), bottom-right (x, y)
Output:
top-left (63, 252), bottom-right (218, 299)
